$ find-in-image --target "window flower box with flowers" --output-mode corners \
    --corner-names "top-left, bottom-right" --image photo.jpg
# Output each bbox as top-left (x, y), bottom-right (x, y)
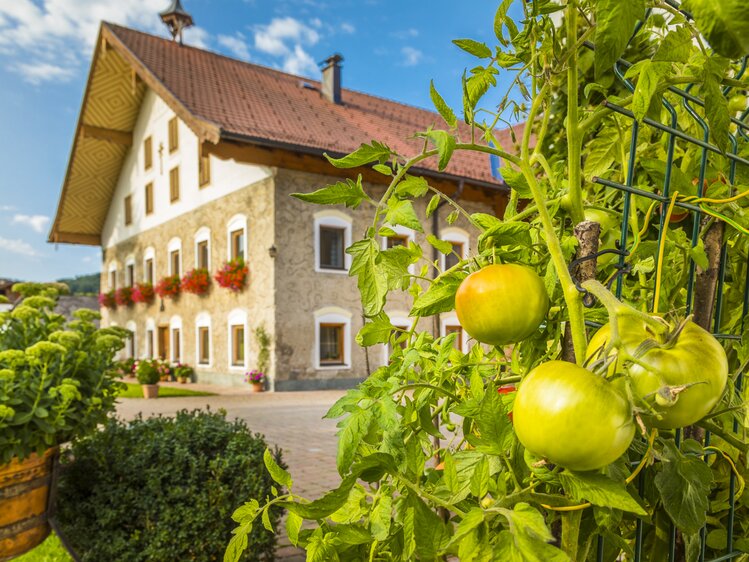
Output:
top-left (215, 259), bottom-right (248, 292)
top-left (154, 275), bottom-right (181, 300)
top-left (181, 268), bottom-right (211, 296)
top-left (132, 282), bottom-right (155, 304)
top-left (98, 290), bottom-right (117, 309)
top-left (115, 286), bottom-right (134, 307)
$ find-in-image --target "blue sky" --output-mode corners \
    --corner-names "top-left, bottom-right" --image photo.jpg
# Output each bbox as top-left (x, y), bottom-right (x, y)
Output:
top-left (0, 0), bottom-right (520, 282)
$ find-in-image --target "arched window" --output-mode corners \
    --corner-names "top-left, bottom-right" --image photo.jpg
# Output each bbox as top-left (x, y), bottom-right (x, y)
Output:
top-left (124, 255), bottom-right (136, 287)
top-left (195, 312), bottom-right (212, 367)
top-left (440, 313), bottom-right (469, 353)
top-left (227, 214), bottom-right (247, 262)
top-left (143, 247), bottom-right (156, 285)
top-left (107, 261), bottom-right (118, 290)
top-left (314, 306), bottom-right (352, 369)
top-left (314, 210), bottom-right (352, 273)
top-left (125, 321), bottom-right (137, 359)
top-left (169, 315), bottom-right (183, 363)
top-left (227, 308), bottom-right (248, 370)
top-left (439, 227), bottom-right (470, 271)
top-left (194, 227), bottom-right (211, 270)
top-left (167, 237), bottom-right (182, 277)
top-left (145, 318), bottom-right (155, 358)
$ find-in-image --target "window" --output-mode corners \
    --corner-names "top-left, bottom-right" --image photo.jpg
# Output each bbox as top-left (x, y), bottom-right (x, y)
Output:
top-left (230, 229), bottom-right (245, 261)
top-left (172, 328), bottom-right (181, 362)
top-left (145, 182), bottom-right (154, 215)
top-left (126, 262), bottom-right (135, 287)
top-left (124, 195), bottom-right (132, 226)
top-left (108, 265), bottom-right (117, 290)
top-left (197, 240), bottom-right (209, 269)
top-left (144, 258), bottom-right (154, 284)
top-left (386, 234), bottom-right (409, 248)
top-left (194, 227), bottom-right (211, 270)
top-left (167, 238), bottom-right (181, 277)
top-left (231, 325), bottom-right (245, 366)
top-left (144, 136), bottom-right (153, 170)
top-left (199, 150), bottom-right (211, 187)
top-left (170, 250), bottom-right (181, 277)
top-left (168, 117), bottom-right (179, 152)
top-left (439, 228), bottom-right (470, 271)
top-left (226, 215), bottom-right (247, 261)
top-left (169, 166), bottom-right (180, 202)
top-left (444, 241), bottom-right (464, 270)
top-left (126, 322), bottom-right (137, 359)
top-left (314, 212), bottom-right (352, 273)
top-left (444, 325), bottom-right (464, 352)
top-left (146, 329), bottom-right (154, 358)
top-left (314, 307), bottom-right (351, 369)
top-left (198, 326), bottom-right (210, 365)
top-left (440, 314), bottom-right (468, 353)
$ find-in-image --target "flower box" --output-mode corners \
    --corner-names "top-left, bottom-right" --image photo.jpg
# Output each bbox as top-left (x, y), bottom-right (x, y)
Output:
top-left (155, 275), bottom-right (181, 299)
top-left (114, 286), bottom-right (134, 307)
top-left (181, 268), bottom-right (211, 295)
top-left (132, 282), bottom-right (155, 304)
top-left (215, 259), bottom-right (248, 292)
top-left (98, 290), bottom-right (117, 309)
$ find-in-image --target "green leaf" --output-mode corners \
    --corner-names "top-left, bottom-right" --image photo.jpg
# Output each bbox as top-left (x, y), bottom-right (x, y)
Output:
top-left (426, 194), bottom-right (441, 217)
top-left (325, 141), bottom-right (392, 169)
top-left (263, 449), bottom-right (292, 489)
top-left (450, 507), bottom-right (485, 545)
top-left (224, 529), bottom-right (249, 562)
top-left (632, 61), bottom-right (670, 122)
top-left (285, 512), bottom-right (302, 546)
top-left (336, 406), bottom-right (374, 474)
top-left (471, 385), bottom-right (514, 455)
top-left (430, 81), bottom-right (458, 128)
top-left (395, 175), bottom-right (430, 198)
top-left (703, 56), bottom-right (731, 153)
top-left (584, 126), bottom-right (621, 180)
top-left (443, 451), bottom-right (459, 494)
top-left (446, 210), bottom-right (459, 224)
top-left (370, 493), bottom-right (392, 541)
top-left (469, 455), bottom-right (490, 499)
top-left (372, 163), bottom-right (392, 175)
top-left (453, 38), bottom-right (493, 59)
top-left (690, 238), bottom-right (710, 270)
top-left (306, 530), bottom-right (340, 562)
top-left (558, 471), bottom-right (646, 515)
top-left (261, 506), bottom-right (273, 532)
top-left (594, 0), bottom-right (646, 79)
top-left (231, 499), bottom-right (260, 523)
top-left (653, 26), bottom-right (693, 63)
top-left (654, 440), bottom-right (713, 535)
top-left (356, 313), bottom-right (394, 346)
top-left (499, 165), bottom-right (531, 198)
top-left (291, 176), bottom-right (368, 209)
top-left (347, 238), bottom-right (388, 316)
top-left (497, 503), bottom-right (570, 562)
top-left (471, 213), bottom-right (502, 231)
top-left (402, 507), bottom-right (416, 559)
top-left (479, 222), bottom-right (532, 249)
top-left (385, 199), bottom-right (423, 232)
top-left (426, 234), bottom-right (454, 255)
top-left (408, 493), bottom-right (450, 559)
top-left (682, 0), bottom-right (749, 59)
top-left (333, 523), bottom-right (372, 545)
top-left (410, 273), bottom-right (465, 316)
top-left (493, 0), bottom-right (513, 45)
top-left (465, 66), bottom-right (498, 110)
top-left (423, 130), bottom-right (456, 171)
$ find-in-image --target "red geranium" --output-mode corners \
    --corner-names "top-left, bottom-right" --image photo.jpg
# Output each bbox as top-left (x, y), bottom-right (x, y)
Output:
top-left (214, 259), bottom-right (248, 292)
top-left (181, 268), bottom-right (211, 295)
top-left (98, 290), bottom-right (117, 309)
top-left (115, 286), bottom-right (134, 307)
top-left (154, 275), bottom-right (181, 299)
top-left (132, 282), bottom-right (155, 304)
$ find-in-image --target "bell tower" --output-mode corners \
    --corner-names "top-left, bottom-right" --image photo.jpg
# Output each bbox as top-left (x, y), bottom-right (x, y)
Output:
top-left (159, 0), bottom-right (194, 44)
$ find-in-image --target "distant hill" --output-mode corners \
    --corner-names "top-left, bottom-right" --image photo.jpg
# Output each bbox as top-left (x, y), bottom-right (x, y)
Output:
top-left (57, 273), bottom-right (100, 295)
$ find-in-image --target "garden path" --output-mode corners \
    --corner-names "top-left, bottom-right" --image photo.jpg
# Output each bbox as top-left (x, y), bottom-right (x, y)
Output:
top-left (115, 388), bottom-right (347, 561)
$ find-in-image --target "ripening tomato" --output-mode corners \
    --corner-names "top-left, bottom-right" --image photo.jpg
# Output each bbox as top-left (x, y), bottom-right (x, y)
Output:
top-left (513, 361), bottom-right (635, 471)
top-left (587, 317), bottom-right (728, 429)
top-left (455, 264), bottom-right (549, 346)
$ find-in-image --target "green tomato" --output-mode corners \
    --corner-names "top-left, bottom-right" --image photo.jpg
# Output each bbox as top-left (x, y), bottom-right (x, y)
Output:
top-left (455, 264), bottom-right (549, 346)
top-left (513, 361), bottom-right (635, 471)
top-left (587, 317), bottom-right (728, 429)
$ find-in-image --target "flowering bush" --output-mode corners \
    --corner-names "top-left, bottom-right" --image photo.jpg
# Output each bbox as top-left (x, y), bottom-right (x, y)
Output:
top-left (181, 268), bottom-right (211, 295)
top-left (114, 286), bottom-right (134, 307)
top-left (174, 363), bottom-right (194, 381)
top-left (132, 282), bottom-right (155, 304)
top-left (215, 259), bottom-right (248, 292)
top-left (244, 370), bottom-right (265, 384)
top-left (98, 290), bottom-right (117, 309)
top-left (135, 359), bottom-right (160, 385)
top-left (154, 275), bottom-right (181, 299)
top-left (114, 358), bottom-right (136, 378)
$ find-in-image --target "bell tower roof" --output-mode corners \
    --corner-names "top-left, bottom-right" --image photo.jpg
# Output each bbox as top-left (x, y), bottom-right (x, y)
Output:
top-left (159, 0), bottom-right (194, 44)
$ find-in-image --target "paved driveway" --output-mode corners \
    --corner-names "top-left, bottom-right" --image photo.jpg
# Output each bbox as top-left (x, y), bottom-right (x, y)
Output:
top-left (115, 389), bottom-right (347, 560)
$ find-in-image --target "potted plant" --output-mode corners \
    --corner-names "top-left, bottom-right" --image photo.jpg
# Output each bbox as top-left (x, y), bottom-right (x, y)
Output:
top-left (136, 359), bottom-right (160, 398)
top-left (114, 358), bottom-right (136, 379)
top-left (215, 259), bottom-right (248, 292)
top-left (174, 363), bottom-right (194, 384)
top-left (132, 282), bottom-right (155, 304)
top-left (98, 289), bottom-right (117, 309)
top-left (154, 275), bottom-right (181, 300)
top-left (114, 286), bottom-right (134, 307)
top-left (181, 268), bottom-right (211, 295)
top-left (0, 283), bottom-right (125, 558)
top-left (245, 370), bottom-right (265, 393)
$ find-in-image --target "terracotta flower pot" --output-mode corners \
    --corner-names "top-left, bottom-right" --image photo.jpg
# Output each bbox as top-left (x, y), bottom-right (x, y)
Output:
top-left (141, 384), bottom-right (159, 399)
top-left (251, 382), bottom-right (264, 393)
top-left (0, 447), bottom-right (57, 561)
top-left (178, 377), bottom-right (187, 384)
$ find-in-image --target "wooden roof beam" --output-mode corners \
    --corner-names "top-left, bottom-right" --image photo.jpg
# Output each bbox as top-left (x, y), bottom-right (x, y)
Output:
top-left (80, 124), bottom-right (132, 146)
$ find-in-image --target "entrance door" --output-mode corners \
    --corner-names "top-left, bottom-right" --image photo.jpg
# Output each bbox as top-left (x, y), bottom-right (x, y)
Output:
top-left (157, 326), bottom-right (169, 360)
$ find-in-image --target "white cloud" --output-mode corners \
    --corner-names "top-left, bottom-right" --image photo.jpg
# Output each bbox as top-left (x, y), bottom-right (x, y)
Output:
top-left (401, 46), bottom-right (422, 66)
top-left (218, 32), bottom-right (250, 60)
top-left (12, 214), bottom-right (50, 233)
top-left (0, 205), bottom-right (16, 212)
top-left (0, 237), bottom-right (40, 257)
top-left (14, 61), bottom-right (75, 84)
top-left (283, 44), bottom-right (317, 76)
top-left (340, 22), bottom-right (355, 34)
top-left (254, 17), bottom-right (319, 76)
top-left (393, 28), bottom-right (419, 39)
top-left (182, 25), bottom-right (210, 49)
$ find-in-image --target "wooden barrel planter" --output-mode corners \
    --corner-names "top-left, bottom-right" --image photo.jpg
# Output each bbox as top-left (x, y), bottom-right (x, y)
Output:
top-left (0, 447), bottom-right (57, 561)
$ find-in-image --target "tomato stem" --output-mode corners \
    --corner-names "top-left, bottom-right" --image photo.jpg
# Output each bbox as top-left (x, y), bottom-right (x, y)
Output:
top-left (566, 3), bottom-right (585, 226)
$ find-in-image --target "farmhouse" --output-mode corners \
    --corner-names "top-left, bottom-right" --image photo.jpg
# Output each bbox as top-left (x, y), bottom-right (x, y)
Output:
top-left (49, 5), bottom-right (515, 390)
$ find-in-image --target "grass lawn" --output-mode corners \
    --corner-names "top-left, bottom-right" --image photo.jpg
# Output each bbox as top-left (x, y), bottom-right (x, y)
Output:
top-left (15, 533), bottom-right (72, 562)
top-left (118, 382), bottom-right (216, 398)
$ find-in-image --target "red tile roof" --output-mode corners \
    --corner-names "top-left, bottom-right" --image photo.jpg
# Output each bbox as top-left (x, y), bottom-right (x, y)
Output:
top-left (107, 23), bottom-right (518, 187)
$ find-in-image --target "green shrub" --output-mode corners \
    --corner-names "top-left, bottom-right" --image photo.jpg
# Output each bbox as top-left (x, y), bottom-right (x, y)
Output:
top-left (135, 359), bottom-right (160, 385)
top-left (57, 410), bottom-right (283, 561)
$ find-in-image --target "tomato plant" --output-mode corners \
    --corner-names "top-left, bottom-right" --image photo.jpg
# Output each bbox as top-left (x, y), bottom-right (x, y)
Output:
top-left (226, 1), bottom-right (749, 560)
top-left (455, 264), bottom-right (549, 346)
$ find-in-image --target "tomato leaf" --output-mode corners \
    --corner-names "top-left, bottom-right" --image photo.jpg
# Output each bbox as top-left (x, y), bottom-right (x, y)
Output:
top-left (682, 0), bottom-right (749, 59)
top-left (654, 440), bottom-right (713, 535)
top-left (479, 222), bottom-right (532, 249)
top-left (263, 449), bottom-right (292, 489)
top-left (422, 130), bottom-right (456, 171)
top-left (407, 493), bottom-right (450, 559)
top-left (559, 471), bottom-right (646, 515)
top-left (426, 194), bottom-right (442, 217)
top-left (285, 512), bottom-right (302, 546)
top-left (370, 493), bottom-right (392, 541)
top-left (593, 0), bottom-right (646, 79)
top-left (291, 176), bottom-right (369, 208)
top-left (410, 272), bottom-right (465, 316)
top-left (467, 384), bottom-right (514, 455)
top-left (632, 61), bottom-right (671, 122)
top-left (496, 503), bottom-right (569, 562)
top-left (347, 238), bottom-right (388, 316)
top-left (653, 26), bottom-right (693, 63)
top-left (356, 313), bottom-right (394, 347)
top-left (336, 406), bottom-right (374, 475)
top-left (305, 529), bottom-right (339, 562)
top-left (584, 125), bottom-right (621, 180)
top-left (430, 80), bottom-right (458, 128)
top-left (325, 141), bottom-right (392, 169)
top-left (395, 175), bottom-right (430, 198)
top-left (224, 528), bottom-right (250, 562)
top-left (453, 38), bottom-right (493, 59)
top-left (499, 165), bottom-right (531, 198)
top-left (385, 198), bottom-right (423, 232)
top-left (426, 234), bottom-right (454, 255)
top-left (702, 56), bottom-right (731, 153)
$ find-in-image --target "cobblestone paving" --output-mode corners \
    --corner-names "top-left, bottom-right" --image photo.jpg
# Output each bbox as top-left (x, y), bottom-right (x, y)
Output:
top-left (115, 388), bottom-right (346, 560)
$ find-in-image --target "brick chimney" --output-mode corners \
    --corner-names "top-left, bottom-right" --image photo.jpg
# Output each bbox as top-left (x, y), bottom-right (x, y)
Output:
top-left (321, 54), bottom-right (343, 104)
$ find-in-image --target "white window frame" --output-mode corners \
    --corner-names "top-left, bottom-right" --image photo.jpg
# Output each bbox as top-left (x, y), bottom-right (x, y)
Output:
top-left (381, 225), bottom-right (416, 274)
top-left (124, 255), bottom-right (136, 287)
top-left (439, 227), bottom-right (470, 271)
top-left (125, 321), bottom-right (137, 359)
top-left (194, 227), bottom-right (211, 270)
top-left (226, 214), bottom-right (248, 261)
top-left (227, 308), bottom-right (248, 371)
top-left (440, 313), bottom-right (469, 352)
top-left (107, 261), bottom-right (118, 290)
top-left (169, 315), bottom-right (183, 363)
top-left (314, 306), bottom-right (352, 370)
top-left (167, 237), bottom-right (182, 276)
top-left (143, 247), bottom-right (156, 283)
top-left (314, 210), bottom-right (352, 274)
top-left (381, 311), bottom-right (413, 366)
top-left (195, 311), bottom-right (212, 368)
top-left (145, 318), bottom-right (155, 359)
